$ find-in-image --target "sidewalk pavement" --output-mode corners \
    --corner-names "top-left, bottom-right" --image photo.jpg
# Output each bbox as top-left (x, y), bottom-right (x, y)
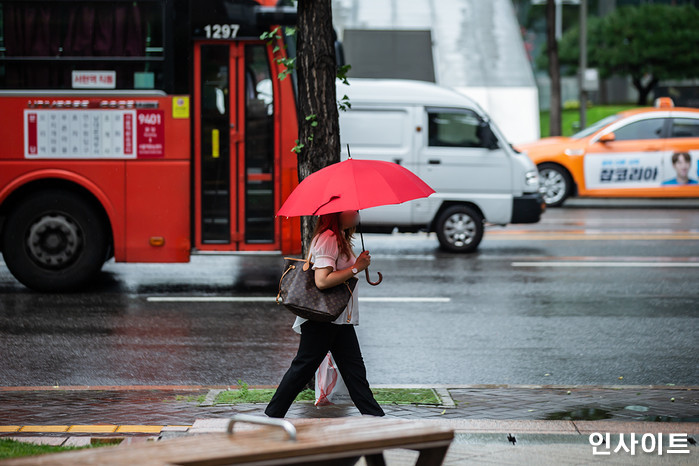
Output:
top-left (1, 384), bottom-right (697, 465)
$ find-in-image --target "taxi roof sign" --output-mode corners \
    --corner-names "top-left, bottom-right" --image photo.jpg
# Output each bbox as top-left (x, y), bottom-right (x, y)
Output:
top-left (654, 97), bottom-right (674, 108)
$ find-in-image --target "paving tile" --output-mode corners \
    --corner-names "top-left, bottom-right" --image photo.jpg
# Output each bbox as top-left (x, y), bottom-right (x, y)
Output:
top-left (63, 436), bottom-right (92, 447)
top-left (67, 425), bottom-right (118, 433)
top-left (18, 425), bottom-right (69, 433)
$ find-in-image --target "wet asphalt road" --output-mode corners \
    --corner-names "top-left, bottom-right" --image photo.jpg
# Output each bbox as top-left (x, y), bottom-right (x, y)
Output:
top-left (0, 202), bottom-right (697, 387)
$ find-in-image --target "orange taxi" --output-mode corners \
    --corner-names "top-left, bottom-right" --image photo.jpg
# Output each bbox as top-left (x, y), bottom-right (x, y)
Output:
top-left (517, 98), bottom-right (699, 206)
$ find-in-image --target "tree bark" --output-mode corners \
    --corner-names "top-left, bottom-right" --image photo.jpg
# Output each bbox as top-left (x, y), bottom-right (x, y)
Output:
top-left (546, 0), bottom-right (562, 136)
top-left (296, 0), bottom-right (340, 255)
top-left (632, 75), bottom-right (658, 106)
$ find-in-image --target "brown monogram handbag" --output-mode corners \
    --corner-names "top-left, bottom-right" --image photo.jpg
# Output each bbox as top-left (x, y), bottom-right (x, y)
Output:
top-left (276, 256), bottom-right (358, 322)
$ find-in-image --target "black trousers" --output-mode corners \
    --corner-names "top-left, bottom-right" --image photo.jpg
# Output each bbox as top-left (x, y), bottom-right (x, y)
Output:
top-left (265, 321), bottom-right (385, 418)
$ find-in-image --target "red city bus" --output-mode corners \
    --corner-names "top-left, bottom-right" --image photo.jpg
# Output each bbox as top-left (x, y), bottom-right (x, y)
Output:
top-left (0, 0), bottom-right (303, 291)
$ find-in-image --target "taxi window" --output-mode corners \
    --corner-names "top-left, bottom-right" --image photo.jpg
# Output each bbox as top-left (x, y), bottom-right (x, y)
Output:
top-left (670, 118), bottom-right (699, 138)
top-left (428, 110), bottom-right (486, 148)
top-left (612, 118), bottom-right (666, 141)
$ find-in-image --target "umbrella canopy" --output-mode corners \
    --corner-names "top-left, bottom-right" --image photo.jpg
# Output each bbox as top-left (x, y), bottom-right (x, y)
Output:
top-left (277, 158), bottom-right (435, 217)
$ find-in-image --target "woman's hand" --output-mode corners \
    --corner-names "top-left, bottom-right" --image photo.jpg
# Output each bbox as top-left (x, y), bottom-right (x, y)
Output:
top-left (314, 251), bottom-right (371, 290)
top-left (354, 250), bottom-right (371, 272)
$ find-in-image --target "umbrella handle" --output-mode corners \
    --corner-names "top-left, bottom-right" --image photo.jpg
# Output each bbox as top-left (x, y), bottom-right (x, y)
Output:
top-left (365, 268), bottom-right (383, 286)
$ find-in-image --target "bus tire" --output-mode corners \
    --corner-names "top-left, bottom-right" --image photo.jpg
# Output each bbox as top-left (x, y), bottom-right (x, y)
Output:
top-left (538, 163), bottom-right (572, 207)
top-left (1, 190), bottom-right (108, 292)
top-left (435, 205), bottom-right (484, 253)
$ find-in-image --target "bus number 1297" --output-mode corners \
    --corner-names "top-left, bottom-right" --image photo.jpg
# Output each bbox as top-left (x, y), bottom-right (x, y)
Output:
top-left (203, 24), bottom-right (240, 39)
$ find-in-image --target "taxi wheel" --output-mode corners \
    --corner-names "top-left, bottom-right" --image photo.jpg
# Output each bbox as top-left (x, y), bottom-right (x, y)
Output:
top-left (1, 190), bottom-right (108, 292)
top-left (435, 205), bottom-right (484, 253)
top-left (538, 163), bottom-right (572, 207)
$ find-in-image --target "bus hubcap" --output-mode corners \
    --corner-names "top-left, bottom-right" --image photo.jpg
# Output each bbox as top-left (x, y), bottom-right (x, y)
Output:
top-left (26, 215), bottom-right (82, 268)
top-left (443, 213), bottom-right (475, 247)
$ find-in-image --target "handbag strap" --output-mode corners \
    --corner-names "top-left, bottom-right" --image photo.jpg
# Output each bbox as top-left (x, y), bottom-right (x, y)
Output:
top-left (275, 250), bottom-right (312, 305)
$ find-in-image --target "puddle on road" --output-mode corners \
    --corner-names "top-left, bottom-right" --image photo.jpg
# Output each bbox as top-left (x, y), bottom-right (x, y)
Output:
top-left (545, 406), bottom-right (695, 422)
top-left (545, 407), bottom-right (613, 421)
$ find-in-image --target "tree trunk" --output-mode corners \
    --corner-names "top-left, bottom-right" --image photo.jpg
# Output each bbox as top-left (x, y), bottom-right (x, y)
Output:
top-left (546, 0), bottom-right (562, 136)
top-left (296, 0), bottom-right (340, 255)
top-left (632, 75), bottom-right (658, 106)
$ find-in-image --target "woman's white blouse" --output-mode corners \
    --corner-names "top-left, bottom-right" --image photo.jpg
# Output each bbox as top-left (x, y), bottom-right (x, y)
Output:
top-left (292, 230), bottom-right (359, 334)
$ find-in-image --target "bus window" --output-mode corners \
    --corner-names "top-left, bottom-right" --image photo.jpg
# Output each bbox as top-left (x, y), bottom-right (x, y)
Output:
top-left (0, 0), bottom-right (164, 89)
top-left (244, 45), bottom-right (275, 243)
top-left (200, 45), bottom-right (231, 244)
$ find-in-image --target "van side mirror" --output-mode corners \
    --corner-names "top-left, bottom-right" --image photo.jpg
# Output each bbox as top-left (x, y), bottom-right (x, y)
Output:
top-left (598, 132), bottom-right (615, 144)
top-left (478, 123), bottom-right (500, 150)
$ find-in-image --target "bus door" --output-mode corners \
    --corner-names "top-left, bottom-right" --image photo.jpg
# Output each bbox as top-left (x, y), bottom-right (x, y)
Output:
top-left (193, 41), bottom-right (279, 251)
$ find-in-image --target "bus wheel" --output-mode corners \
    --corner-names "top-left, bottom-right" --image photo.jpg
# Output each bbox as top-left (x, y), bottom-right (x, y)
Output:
top-left (538, 163), bottom-right (572, 207)
top-left (435, 205), bottom-right (484, 253)
top-left (2, 190), bottom-right (108, 292)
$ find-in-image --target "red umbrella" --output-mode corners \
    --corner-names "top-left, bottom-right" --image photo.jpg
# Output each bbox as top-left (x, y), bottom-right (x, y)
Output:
top-left (277, 153), bottom-right (435, 285)
top-left (277, 158), bottom-right (434, 217)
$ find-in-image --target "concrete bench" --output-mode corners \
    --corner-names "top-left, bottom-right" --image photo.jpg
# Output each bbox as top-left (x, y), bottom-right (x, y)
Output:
top-left (3, 416), bottom-right (455, 465)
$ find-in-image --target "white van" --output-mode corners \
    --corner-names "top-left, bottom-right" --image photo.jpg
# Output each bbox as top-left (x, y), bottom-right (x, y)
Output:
top-left (338, 79), bottom-right (544, 252)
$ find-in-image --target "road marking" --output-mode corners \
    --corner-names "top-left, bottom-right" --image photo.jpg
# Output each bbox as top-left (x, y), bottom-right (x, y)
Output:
top-left (489, 233), bottom-right (699, 240)
top-left (512, 261), bottom-right (699, 268)
top-left (148, 297), bottom-right (276, 303)
top-left (539, 219), bottom-right (684, 226)
top-left (361, 297), bottom-right (450, 302)
top-left (147, 297), bottom-right (451, 303)
top-left (372, 254), bottom-right (436, 260)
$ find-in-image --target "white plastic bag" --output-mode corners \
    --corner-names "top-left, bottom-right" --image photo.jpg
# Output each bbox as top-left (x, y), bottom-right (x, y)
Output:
top-left (314, 352), bottom-right (351, 406)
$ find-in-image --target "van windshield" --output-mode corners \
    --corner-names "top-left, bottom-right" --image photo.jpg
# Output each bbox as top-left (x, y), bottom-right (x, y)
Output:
top-left (571, 115), bottom-right (621, 139)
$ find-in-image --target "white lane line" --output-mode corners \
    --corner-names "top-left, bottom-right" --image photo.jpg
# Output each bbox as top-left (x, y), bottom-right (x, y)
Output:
top-left (541, 219), bottom-right (683, 225)
top-left (360, 297), bottom-right (450, 303)
top-left (371, 254), bottom-right (436, 260)
top-left (147, 296), bottom-right (451, 303)
top-left (512, 261), bottom-right (699, 268)
top-left (148, 297), bottom-right (276, 302)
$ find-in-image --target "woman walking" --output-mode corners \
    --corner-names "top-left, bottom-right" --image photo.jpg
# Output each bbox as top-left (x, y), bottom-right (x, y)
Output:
top-left (265, 210), bottom-right (385, 418)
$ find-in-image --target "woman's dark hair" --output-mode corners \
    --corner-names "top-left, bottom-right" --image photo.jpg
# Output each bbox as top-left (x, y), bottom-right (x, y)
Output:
top-left (312, 213), bottom-right (355, 260)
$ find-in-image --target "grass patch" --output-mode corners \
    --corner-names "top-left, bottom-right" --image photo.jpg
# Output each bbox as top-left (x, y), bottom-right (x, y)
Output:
top-left (173, 394), bottom-right (206, 403)
top-left (0, 439), bottom-right (95, 460)
top-left (212, 387), bottom-right (440, 406)
top-left (372, 388), bottom-right (440, 405)
top-left (215, 388), bottom-right (315, 404)
top-left (540, 105), bottom-right (637, 137)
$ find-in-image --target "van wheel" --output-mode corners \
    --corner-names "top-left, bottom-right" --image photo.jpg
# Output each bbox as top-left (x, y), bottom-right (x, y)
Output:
top-left (435, 205), bottom-right (484, 253)
top-left (1, 190), bottom-right (108, 292)
top-left (538, 163), bottom-right (572, 207)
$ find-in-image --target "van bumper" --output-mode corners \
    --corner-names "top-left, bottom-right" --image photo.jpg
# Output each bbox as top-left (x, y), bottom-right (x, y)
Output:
top-left (511, 193), bottom-right (545, 224)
